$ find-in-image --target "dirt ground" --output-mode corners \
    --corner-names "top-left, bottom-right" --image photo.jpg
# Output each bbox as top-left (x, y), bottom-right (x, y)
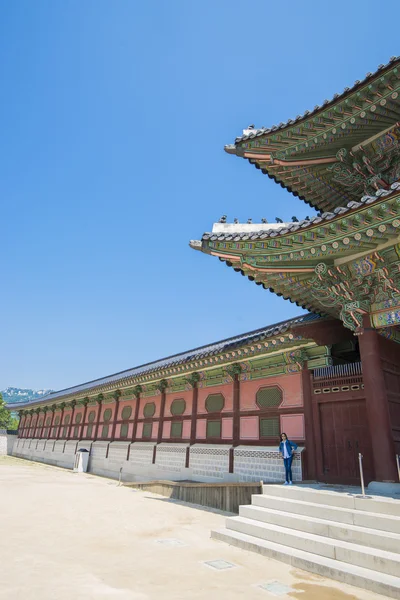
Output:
top-left (0, 456), bottom-right (387, 600)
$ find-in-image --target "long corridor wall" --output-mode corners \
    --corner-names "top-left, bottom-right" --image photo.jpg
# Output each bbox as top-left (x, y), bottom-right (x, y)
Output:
top-left (13, 438), bottom-right (304, 483)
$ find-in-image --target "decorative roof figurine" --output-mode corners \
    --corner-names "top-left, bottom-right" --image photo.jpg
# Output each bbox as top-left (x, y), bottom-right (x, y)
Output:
top-left (234, 218), bottom-right (239, 224)
top-left (275, 217), bottom-right (283, 223)
top-left (247, 218), bottom-right (253, 224)
top-left (219, 215), bottom-right (227, 223)
top-left (261, 218), bottom-right (268, 223)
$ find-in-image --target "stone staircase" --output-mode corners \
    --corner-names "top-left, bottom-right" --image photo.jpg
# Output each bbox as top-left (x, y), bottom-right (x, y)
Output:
top-left (211, 484), bottom-right (400, 598)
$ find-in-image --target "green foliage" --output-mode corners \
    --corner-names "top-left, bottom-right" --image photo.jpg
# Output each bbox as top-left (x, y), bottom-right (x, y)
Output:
top-left (0, 393), bottom-right (13, 429)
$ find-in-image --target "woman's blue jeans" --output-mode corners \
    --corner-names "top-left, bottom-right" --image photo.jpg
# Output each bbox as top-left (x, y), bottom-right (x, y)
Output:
top-left (283, 456), bottom-right (293, 482)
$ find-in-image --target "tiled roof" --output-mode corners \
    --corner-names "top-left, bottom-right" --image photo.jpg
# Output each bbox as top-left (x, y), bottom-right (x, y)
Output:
top-left (10, 313), bottom-right (321, 409)
top-left (232, 56), bottom-right (400, 143)
top-left (200, 183), bottom-right (400, 242)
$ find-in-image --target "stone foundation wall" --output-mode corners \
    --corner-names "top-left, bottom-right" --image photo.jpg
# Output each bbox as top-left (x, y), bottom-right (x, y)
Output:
top-left (13, 439), bottom-right (304, 483)
top-left (1, 431), bottom-right (18, 456)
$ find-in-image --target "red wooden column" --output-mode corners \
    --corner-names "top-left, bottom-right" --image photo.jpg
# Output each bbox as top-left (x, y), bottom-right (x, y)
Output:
top-left (49, 405), bottom-right (56, 439)
top-left (56, 404), bottom-right (66, 439)
top-left (110, 390), bottom-right (121, 441)
top-left (93, 394), bottom-right (103, 441)
top-left (358, 315), bottom-right (397, 481)
top-left (189, 373), bottom-right (200, 444)
top-left (156, 380), bottom-right (168, 445)
top-left (33, 410), bottom-right (40, 438)
top-left (80, 398), bottom-right (90, 440)
top-left (67, 400), bottom-right (76, 440)
top-left (301, 364), bottom-right (317, 480)
top-left (131, 386), bottom-right (142, 443)
top-left (229, 364), bottom-right (242, 474)
top-left (40, 409), bottom-right (47, 439)
top-left (18, 412), bottom-right (25, 437)
top-left (187, 373), bottom-right (200, 469)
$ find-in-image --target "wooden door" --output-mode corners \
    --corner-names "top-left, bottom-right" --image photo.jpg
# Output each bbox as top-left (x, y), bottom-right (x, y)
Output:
top-left (319, 400), bottom-right (374, 485)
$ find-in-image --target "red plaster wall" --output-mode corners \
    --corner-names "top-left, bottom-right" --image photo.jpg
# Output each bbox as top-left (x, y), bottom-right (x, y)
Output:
top-left (165, 390), bottom-right (193, 416)
top-left (140, 395), bottom-right (161, 418)
top-left (163, 421), bottom-right (171, 439)
top-left (240, 373), bottom-right (303, 410)
top-left (117, 400), bottom-right (136, 419)
top-left (151, 421), bottom-right (159, 440)
top-left (221, 418), bottom-right (233, 439)
top-left (136, 422), bottom-right (143, 438)
top-left (182, 420), bottom-right (191, 439)
top-left (280, 414), bottom-right (305, 440)
top-left (197, 383), bottom-right (233, 414)
top-left (240, 416), bottom-right (259, 440)
top-left (196, 419), bottom-right (207, 439)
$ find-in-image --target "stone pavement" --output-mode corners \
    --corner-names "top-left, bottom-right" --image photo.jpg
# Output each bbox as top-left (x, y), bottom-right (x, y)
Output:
top-left (0, 457), bottom-right (389, 600)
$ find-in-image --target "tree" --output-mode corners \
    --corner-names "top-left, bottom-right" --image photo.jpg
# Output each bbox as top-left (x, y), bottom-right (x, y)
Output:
top-left (0, 393), bottom-right (13, 429)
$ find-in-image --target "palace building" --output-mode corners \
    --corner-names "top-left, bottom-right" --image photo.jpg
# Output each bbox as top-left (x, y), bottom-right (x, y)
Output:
top-left (12, 57), bottom-right (400, 485)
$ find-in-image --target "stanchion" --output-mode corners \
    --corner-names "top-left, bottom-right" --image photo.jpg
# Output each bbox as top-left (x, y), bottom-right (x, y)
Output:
top-left (118, 467), bottom-right (123, 486)
top-left (358, 453), bottom-right (366, 497)
top-left (396, 454), bottom-right (400, 483)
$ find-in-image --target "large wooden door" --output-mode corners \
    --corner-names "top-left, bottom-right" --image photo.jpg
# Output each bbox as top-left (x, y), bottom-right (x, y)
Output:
top-left (319, 400), bottom-right (374, 485)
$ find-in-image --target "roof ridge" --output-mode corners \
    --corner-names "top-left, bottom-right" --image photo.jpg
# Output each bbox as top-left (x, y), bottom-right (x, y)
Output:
top-left (233, 56), bottom-right (400, 143)
top-left (10, 313), bottom-right (318, 407)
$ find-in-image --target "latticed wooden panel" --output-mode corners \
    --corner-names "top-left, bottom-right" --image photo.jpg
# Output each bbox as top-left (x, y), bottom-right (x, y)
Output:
top-left (142, 423), bottom-right (152, 438)
top-left (259, 417), bottom-right (280, 438)
top-left (143, 402), bottom-right (156, 418)
top-left (73, 425), bottom-right (79, 438)
top-left (171, 399), bottom-right (186, 415)
top-left (64, 415), bottom-right (71, 424)
top-left (75, 413), bottom-right (82, 424)
top-left (88, 411), bottom-right (96, 423)
top-left (46, 417), bottom-right (51, 426)
top-left (101, 425), bottom-right (109, 439)
top-left (206, 419), bottom-right (221, 438)
top-left (120, 423), bottom-right (129, 438)
top-left (103, 409), bottom-right (112, 422)
top-left (205, 394), bottom-right (225, 413)
top-left (121, 406), bottom-right (132, 420)
top-left (87, 425), bottom-right (93, 438)
top-left (256, 386), bottom-right (283, 409)
top-left (171, 421), bottom-right (183, 438)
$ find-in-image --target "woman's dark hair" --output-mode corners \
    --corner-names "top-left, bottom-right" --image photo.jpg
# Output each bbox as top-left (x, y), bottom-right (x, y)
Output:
top-left (280, 432), bottom-right (288, 440)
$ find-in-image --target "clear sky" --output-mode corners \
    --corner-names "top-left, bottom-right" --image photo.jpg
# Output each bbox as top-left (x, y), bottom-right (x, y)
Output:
top-left (1, 0), bottom-right (399, 391)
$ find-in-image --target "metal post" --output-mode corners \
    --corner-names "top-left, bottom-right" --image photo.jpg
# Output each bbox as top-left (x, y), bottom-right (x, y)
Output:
top-left (118, 467), bottom-right (123, 487)
top-left (396, 454), bottom-right (400, 483)
top-left (358, 453), bottom-right (366, 497)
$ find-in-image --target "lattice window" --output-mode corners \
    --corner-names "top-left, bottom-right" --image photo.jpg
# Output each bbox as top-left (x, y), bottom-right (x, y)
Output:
top-left (171, 421), bottom-right (183, 438)
top-left (205, 393), bottom-right (225, 413)
top-left (75, 413), bottom-right (82, 424)
top-left (143, 402), bottom-right (156, 417)
top-left (101, 425), bottom-right (109, 439)
top-left (256, 386), bottom-right (283, 409)
top-left (73, 425), bottom-right (79, 438)
top-left (206, 420), bottom-right (221, 438)
top-left (120, 423), bottom-right (129, 438)
top-left (259, 417), bottom-right (280, 438)
top-left (87, 425), bottom-right (93, 438)
top-left (171, 399), bottom-right (186, 415)
top-left (142, 423), bottom-right (152, 438)
top-left (121, 406), bottom-right (132, 420)
top-left (88, 411), bottom-right (96, 423)
top-left (103, 409), bottom-right (112, 422)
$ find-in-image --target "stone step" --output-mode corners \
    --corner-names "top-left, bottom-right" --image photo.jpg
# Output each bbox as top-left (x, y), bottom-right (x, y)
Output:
top-left (226, 516), bottom-right (400, 577)
top-left (262, 484), bottom-right (400, 517)
top-left (211, 528), bottom-right (400, 599)
top-left (252, 494), bottom-right (400, 534)
top-left (239, 505), bottom-right (400, 553)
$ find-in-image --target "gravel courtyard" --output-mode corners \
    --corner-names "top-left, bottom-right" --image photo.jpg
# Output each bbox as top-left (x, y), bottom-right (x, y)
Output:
top-left (0, 457), bottom-right (386, 600)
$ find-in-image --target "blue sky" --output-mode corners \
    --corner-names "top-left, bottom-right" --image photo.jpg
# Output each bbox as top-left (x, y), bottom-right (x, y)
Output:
top-left (1, 1), bottom-right (399, 390)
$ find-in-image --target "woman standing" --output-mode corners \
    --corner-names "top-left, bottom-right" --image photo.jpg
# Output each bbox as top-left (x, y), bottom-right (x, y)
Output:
top-left (279, 432), bottom-right (298, 485)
